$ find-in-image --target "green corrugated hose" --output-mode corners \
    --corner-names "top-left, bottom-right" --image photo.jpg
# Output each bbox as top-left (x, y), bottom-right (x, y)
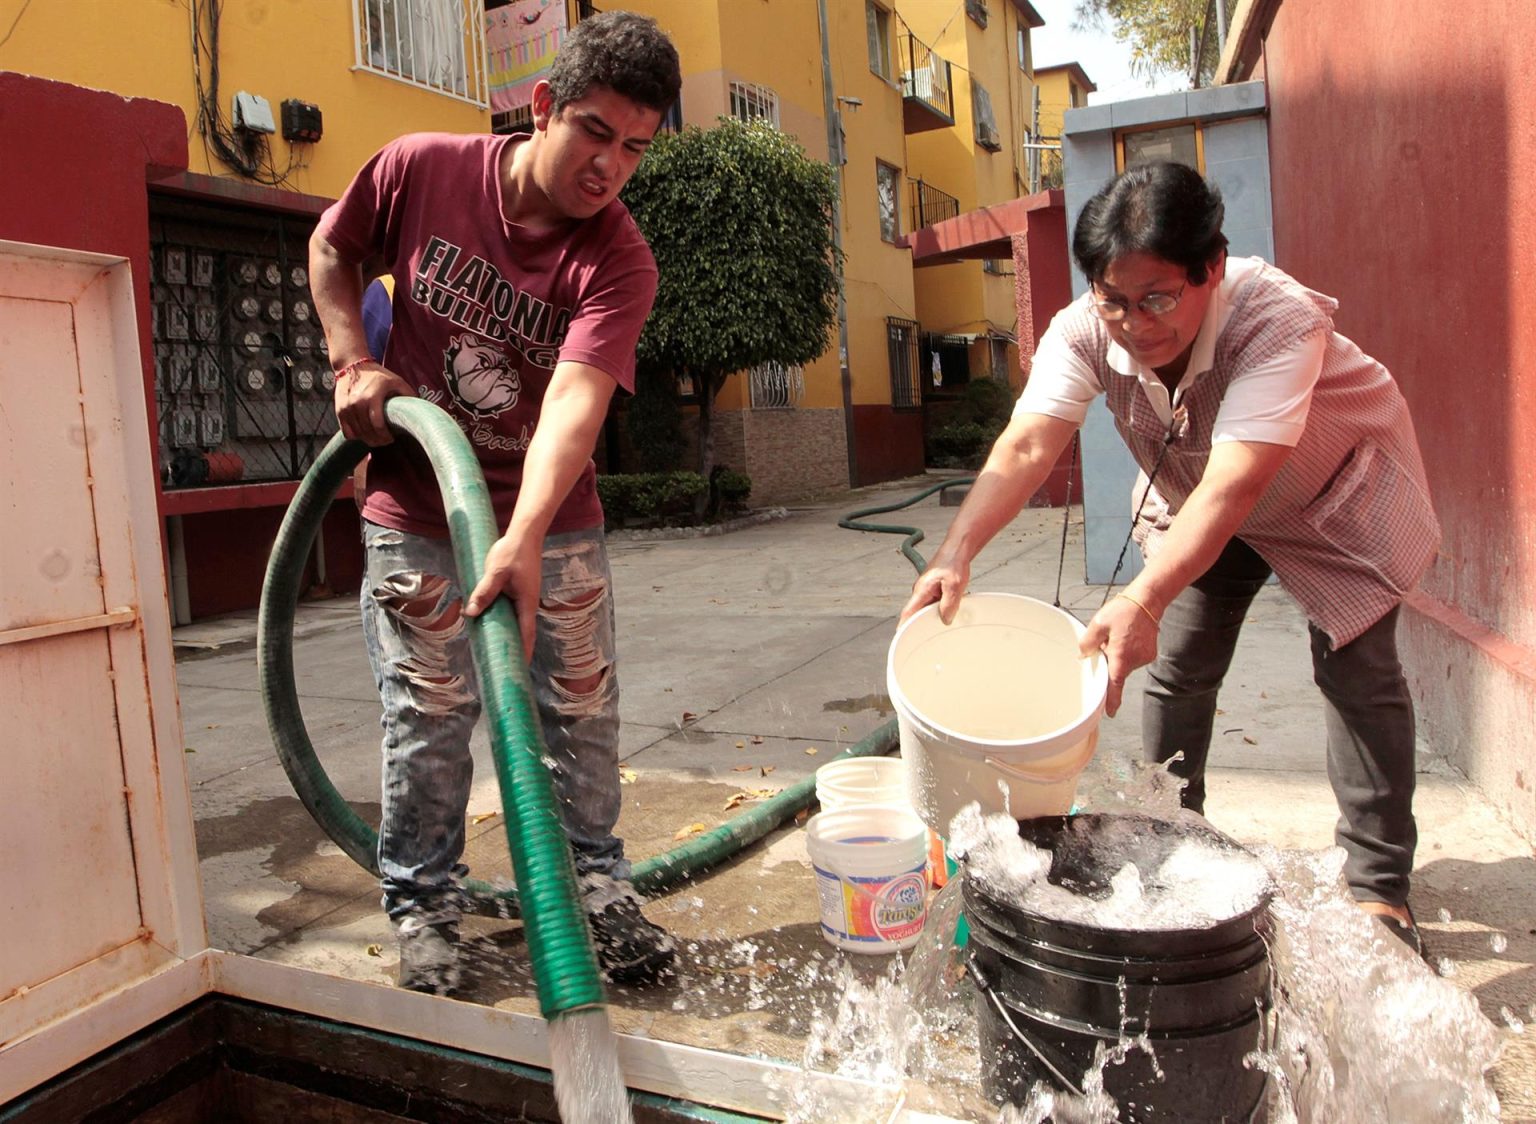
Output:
top-left (837, 477), bottom-right (975, 572)
top-left (258, 398), bottom-right (898, 1019)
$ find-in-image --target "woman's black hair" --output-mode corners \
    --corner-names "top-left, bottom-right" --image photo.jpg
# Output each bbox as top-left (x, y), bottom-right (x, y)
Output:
top-left (545, 11), bottom-right (682, 116)
top-left (1072, 162), bottom-right (1229, 285)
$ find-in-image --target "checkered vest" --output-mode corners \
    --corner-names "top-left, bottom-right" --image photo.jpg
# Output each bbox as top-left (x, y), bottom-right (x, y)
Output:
top-left (1060, 261), bottom-right (1439, 647)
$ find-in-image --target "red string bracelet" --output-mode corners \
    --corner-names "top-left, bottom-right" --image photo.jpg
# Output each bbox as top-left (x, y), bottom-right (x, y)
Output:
top-left (334, 358), bottom-right (372, 383)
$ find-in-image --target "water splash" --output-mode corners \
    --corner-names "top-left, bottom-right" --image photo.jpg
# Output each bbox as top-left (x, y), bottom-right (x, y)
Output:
top-left (785, 811), bottom-right (1505, 1122)
top-left (548, 1007), bottom-right (633, 1124)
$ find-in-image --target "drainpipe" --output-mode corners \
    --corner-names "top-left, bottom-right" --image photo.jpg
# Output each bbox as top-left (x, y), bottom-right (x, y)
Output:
top-left (817, 0), bottom-right (858, 488)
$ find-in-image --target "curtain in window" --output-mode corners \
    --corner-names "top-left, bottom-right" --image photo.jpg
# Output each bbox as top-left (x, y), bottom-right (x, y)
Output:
top-left (487, 0), bottom-right (567, 112)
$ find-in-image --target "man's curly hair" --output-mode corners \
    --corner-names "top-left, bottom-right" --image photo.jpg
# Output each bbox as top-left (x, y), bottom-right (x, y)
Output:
top-left (546, 11), bottom-right (681, 116)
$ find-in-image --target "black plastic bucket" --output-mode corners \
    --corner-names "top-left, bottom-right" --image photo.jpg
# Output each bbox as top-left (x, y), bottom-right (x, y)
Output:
top-left (963, 813), bottom-right (1273, 1122)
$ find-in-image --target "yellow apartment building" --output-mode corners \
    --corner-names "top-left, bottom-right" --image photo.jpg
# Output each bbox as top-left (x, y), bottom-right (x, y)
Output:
top-left (896, 0), bottom-right (1043, 399)
top-left (1033, 61), bottom-right (1097, 188)
top-left (0, 0), bottom-right (1048, 614)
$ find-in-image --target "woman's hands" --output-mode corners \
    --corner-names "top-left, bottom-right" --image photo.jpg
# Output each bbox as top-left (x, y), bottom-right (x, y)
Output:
top-left (900, 552), bottom-right (971, 626)
top-left (1078, 593), bottom-right (1161, 717)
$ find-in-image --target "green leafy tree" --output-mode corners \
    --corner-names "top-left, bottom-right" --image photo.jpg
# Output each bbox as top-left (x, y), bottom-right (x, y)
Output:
top-left (1075, 0), bottom-right (1238, 87)
top-left (622, 119), bottom-right (841, 501)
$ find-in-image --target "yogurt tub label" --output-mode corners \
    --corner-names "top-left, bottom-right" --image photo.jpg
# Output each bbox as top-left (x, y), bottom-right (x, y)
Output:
top-left (812, 858), bottom-right (929, 945)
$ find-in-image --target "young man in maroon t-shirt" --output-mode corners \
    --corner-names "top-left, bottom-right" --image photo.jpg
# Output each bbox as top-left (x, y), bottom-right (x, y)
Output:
top-left (309, 12), bottom-right (681, 995)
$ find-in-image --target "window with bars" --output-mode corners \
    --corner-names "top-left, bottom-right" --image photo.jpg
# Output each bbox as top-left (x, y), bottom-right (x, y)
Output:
top-left (355, 0), bottom-right (488, 106)
top-left (877, 161), bottom-right (901, 243)
top-left (148, 196), bottom-right (336, 489)
top-left (729, 80), bottom-right (780, 127)
top-left (748, 361), bottom-right (805, 410)
top-left (887, 317), bottom-right (921, 409)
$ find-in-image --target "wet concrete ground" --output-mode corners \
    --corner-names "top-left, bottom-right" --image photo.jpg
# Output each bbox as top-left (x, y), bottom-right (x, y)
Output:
top-left (175, 475), bottom-right (1536, 1120)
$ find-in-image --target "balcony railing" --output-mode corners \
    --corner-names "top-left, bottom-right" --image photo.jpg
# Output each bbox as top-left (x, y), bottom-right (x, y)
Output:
top-left (899, 31), bottom-right (954, 132)
top-left (909, 178), bottom-right (960, 231)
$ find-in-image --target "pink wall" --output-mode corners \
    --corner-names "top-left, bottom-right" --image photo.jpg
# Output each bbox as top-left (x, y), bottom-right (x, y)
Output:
top-left (1259, 1), bottom-right (1536, 833)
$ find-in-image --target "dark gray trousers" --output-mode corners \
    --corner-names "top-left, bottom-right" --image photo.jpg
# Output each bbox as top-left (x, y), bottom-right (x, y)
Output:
top-left (1141, 536), bottom-right (1418, 906)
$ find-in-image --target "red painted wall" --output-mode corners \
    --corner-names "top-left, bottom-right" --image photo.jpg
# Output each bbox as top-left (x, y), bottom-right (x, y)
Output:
top-left (1263, 1), bottom-right (1535, 647)
top-left (1259, 0), bottom-right (1536, 832)
top-left (0, 72), bottom-right (186, 499)
top-left (182, 502), bottom-right (362, 620)
top-left (852, 406), bottom-right (926, 485)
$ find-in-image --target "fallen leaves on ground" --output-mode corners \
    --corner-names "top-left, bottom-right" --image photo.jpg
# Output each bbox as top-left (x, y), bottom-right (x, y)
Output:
top-left (723, 793), bottom-right (746, 811)
top-left (732, 764), bottom-right (754, 772)
top-left (366, 944), bottom-right (383, 957)
top-left (751, 735), bottom-right (764, 745)
top-left (673, 822), bottom-right (708, 840)
top-left (804, 746), bottom-right (819, 756)
top-left (760, 765), bottom-right (776, 776)
top-left (470, 811), bottom-right (499, 825)
top-left (681, 711), bottom-right (698, 723)
top-left (735, 740), bottom-right (745, 748)
top-left (1243, 735), bottom-right (1258, 745)
top-left (618, 766), bottom-right (639, 784)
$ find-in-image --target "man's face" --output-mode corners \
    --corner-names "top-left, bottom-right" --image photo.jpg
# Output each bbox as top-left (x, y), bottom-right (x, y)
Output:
top-left (1094, 250), bottom-right (1225, 376)
top-left (529, 81), bottom-right (662, 220)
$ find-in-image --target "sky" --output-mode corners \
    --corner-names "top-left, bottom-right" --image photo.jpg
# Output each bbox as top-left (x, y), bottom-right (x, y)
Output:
top-left (1026, 0), bottom-right (1187, 105)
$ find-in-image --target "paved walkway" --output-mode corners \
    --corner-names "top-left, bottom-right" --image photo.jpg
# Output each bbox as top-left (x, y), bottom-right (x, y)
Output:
top-left (175, 474), bottom-right (1536, 1119)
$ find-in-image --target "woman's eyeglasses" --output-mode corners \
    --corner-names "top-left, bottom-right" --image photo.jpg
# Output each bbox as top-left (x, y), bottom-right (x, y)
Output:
top-left (1090, 281), bottom-right (1188, 321)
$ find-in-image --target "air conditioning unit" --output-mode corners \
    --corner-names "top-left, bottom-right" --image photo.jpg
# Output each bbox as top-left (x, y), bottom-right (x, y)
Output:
top-left (977, 121), bottom-right (1002, 152)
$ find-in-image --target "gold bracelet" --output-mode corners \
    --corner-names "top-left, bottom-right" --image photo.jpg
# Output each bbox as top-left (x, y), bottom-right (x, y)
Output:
top-left (1117, 592), bottom-right (1161, 628)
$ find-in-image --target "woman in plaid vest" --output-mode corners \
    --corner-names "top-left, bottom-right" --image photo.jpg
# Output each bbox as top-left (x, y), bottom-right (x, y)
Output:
top-left (902, 162), bottom-right (1437, 956)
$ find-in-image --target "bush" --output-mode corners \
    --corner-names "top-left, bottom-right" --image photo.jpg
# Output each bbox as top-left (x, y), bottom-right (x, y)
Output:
top-left (705, 466), bottom-right (753, 521)
top-left (596, 471), bottom-right (708, 528)
top-left (958, 376), bottom-right (1015, 428)
top-left (712, 467), bottom-right (752, 512)
top-left (927, 421), bottom-right (998, 469)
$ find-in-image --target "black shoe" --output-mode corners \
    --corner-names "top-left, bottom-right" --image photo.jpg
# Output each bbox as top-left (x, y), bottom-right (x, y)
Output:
top-left (396, 919), bottom-right (462, 995)
top-left (582, 874), bottom-right (676, 985)
top-left (1374, 907), bottom-right (1429, 962)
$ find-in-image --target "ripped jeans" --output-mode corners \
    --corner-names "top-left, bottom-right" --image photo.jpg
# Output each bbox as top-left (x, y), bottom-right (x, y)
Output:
top-left (360, 520), bottom-right (626, 924)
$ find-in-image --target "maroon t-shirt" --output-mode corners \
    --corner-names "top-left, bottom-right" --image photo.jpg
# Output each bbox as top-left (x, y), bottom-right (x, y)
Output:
top-left (316, 132), bottom-right (656, 536)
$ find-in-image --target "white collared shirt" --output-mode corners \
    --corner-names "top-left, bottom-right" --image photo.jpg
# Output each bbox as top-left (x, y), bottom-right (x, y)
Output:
top-left (1018, 257), bottom-right (1328, 448)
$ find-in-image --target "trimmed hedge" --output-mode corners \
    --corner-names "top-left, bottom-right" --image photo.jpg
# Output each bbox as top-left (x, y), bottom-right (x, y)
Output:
top-left (596, 471), bottom-right (708, 528)
top-left (712, 467), bottom-right (752, 512)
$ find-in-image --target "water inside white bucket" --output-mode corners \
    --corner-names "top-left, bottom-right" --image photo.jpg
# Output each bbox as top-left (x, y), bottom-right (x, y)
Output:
top-left (887, 593), bottom-right (1108, 835)
top-left (897, 622), bottom-right (1086, 741)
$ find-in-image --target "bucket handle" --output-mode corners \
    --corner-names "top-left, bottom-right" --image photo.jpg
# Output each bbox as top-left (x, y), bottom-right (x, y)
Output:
top-left (982, 728), bottom-right (1100, 785)
top-left (965, 953), bottom-right (1086, 1097)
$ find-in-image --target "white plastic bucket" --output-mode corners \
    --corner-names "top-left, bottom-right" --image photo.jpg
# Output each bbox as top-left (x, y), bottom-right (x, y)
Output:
top-left (887, 592), bottom-right (1108, 837)
top-left (815, 756), bottom-right (908, 811)
top-left (805, 804), bottom-right (930, 954)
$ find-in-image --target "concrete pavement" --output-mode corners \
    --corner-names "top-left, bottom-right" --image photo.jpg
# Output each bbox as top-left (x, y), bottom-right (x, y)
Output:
top-left (175, 474), bottom-right (1536, 1119)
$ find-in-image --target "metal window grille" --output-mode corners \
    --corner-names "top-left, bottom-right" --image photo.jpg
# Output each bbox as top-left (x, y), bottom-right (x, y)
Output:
top-left (965, 0), bottom-right (989, 28)
top-left (355, 0), bottom-right (488, 107)
top-left (887, 317), bottom-right (921, 409)
top-left (728, 80), bottom-right (780, 127)
top-left (748, 361), bottom-right (805, 410)
top-left (148, 195), bottom-right (337, 490)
